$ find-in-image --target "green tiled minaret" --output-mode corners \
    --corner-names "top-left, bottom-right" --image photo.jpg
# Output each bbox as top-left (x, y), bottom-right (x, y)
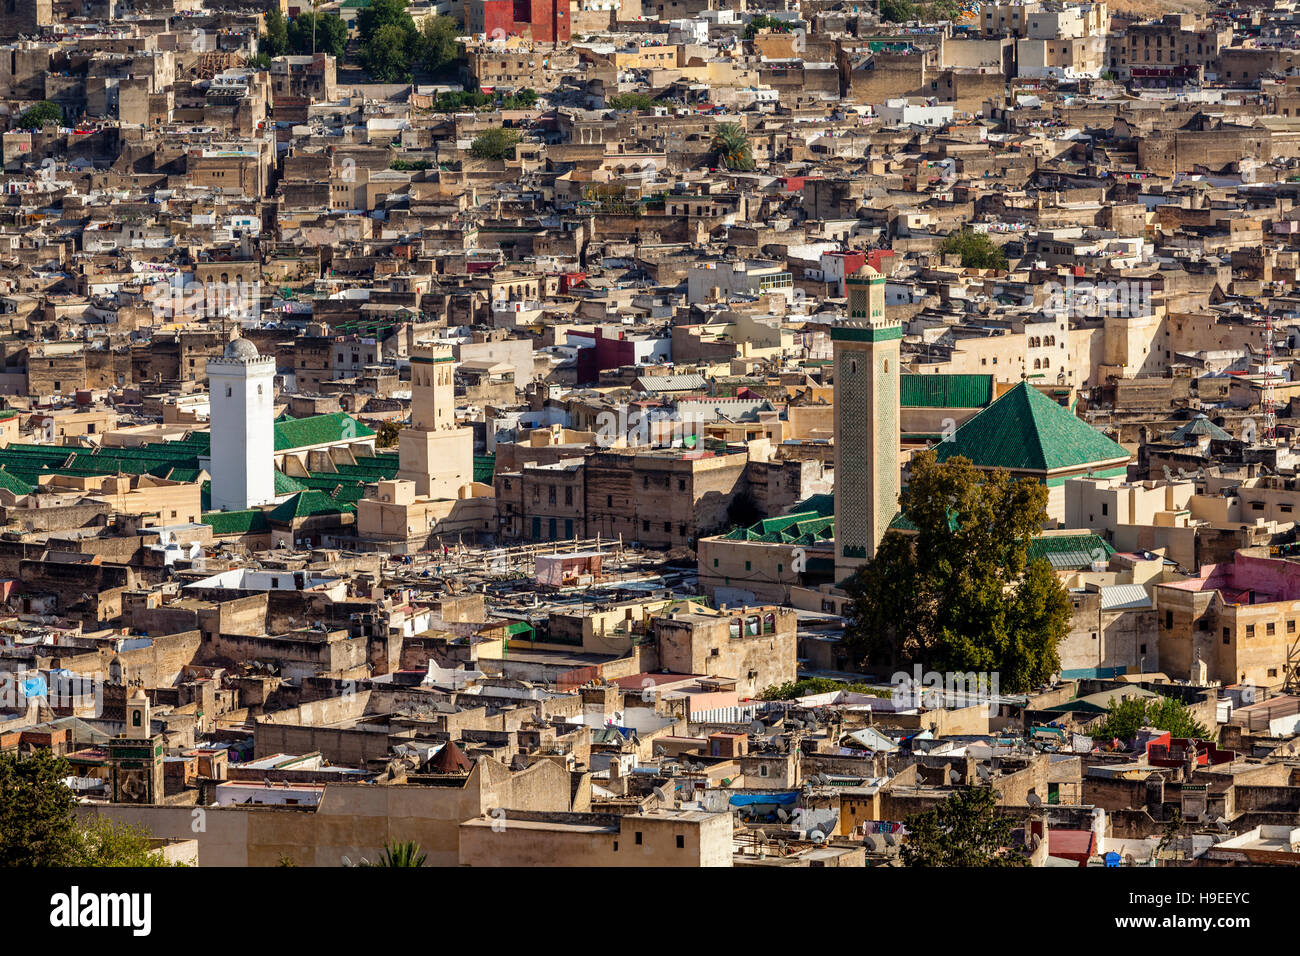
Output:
top-left (833, 269), bottom-right (899, 579)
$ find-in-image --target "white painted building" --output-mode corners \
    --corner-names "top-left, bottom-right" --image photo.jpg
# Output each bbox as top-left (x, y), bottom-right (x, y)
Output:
top-left (877, 98), bottom-right (955, 128)
top-left (206, 337), bottom-right (276, 512)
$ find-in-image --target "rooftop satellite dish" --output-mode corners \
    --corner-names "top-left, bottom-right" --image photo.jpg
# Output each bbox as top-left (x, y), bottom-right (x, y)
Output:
top-left (749, 719), bottom-right (765, 735)
top-left (865, 834), bottom-right (882, 852)
top-left (776, 807), bottom-right (790, 822)
top-left (810, 830), bottom-right (826, 843)
top-left (653, 785), bottom-right (671, 802)
top-left (884, 832), bottom-right (899, 846)
top-left (1027, 792), bottom-right (1043, 808)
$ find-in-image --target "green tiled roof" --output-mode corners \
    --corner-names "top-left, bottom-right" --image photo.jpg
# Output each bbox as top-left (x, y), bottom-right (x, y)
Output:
top-left (889, 510), bottom-right (917, 532)
top-left (275, 470), bottom-right (309, 495)
top-left (0, 441), bottom-right (206, 486)
top-left (473, 454), bottom-right (495, 484)
top-left (887, 507), bottom-right (960, 533)
top-left (268, 491), bottom-right (355, 523)
top-left (164, 467), bottom-right (204, 483)
top-left (933, 382), bottom-right (1129, 473)
top-left (900, 374), bottom-right (993, 408)
top-left (203, 509), bottom-right (270, 536)
top-left (1168, 414), bottom-right (1231, 444)
top-left (274, 413), bottom-right (375, 452)
top-left (1028, 533), bottom-right (1116, 570)
top-left (0, 467), bottom-right (34, 496)
top-left (0, 415), bottom-right (383, 513)
top-left (724, 493), bottom-right (835, 544)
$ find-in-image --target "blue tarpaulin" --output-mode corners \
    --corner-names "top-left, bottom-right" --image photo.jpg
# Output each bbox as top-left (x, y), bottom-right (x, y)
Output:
top-left (729, 791), bottom-right (799, 807)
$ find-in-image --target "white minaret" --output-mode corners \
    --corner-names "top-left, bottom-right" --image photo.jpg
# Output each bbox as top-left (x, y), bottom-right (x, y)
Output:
top-left (207, 336), bottom-right (276, 511)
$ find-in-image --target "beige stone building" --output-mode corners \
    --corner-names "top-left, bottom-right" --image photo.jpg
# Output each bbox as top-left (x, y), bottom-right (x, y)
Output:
top-left (652, 603), bottom-right (797, 698)
top-left (80, 759), bottom-right (571, 867)
top-left (1154, 551), bottom-right (1300, 689)
top-left (459, 807), bottom-right (732, 867)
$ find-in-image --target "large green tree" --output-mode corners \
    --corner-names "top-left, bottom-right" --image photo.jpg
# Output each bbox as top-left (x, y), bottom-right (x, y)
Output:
top-left (418, 15), bottom-right (462, 75)
top-left (939, 228), bottom-right (1009, 270)
top-left (901, 786), bottom-right (1028, 867)
top-left (1089, 695), bottom-right (1211, 743)
top-left (0, 750), bottom-right (180, 866)
top-left (743, 13), bottom-right (790, 38)
top-left (843, 451), bottom-right (1071, 692)
top-left (0, 749), bottom-right (78, 866)
top-left (261, 5), bottom-right (289, 58)
top-left (879, 0), bottom-right (917, 22)
top-left (358, 0), bottom-right (420, 82)
top-left (71, 818), bottom-right (179, 867)
top-left (608, 92), bottom-right (657, 111)
top-left (469, 126), bottom-right (521, 160)
top-left (16, 101), bottom-right (65, 130)
top-left (288, 11), bottom-right (349, 59)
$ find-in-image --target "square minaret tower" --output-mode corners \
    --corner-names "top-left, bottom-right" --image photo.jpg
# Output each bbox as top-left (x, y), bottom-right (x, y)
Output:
top-left (207, 336), bottom-right (276, 512)
top-left (398, 344), bottom-right (474, 499)
top-left (833, 268), bottom-right (900, 579)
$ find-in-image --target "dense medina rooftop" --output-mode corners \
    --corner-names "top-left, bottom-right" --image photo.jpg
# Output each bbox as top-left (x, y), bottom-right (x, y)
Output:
top-left (2, 0), bottom-right (1300, 882)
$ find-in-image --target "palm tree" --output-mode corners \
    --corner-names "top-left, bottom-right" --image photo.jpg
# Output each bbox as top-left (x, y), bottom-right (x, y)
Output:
top-left (374, 840), bottom-right (427, 867)
top-left (710, 122), bottom-right (755, 171)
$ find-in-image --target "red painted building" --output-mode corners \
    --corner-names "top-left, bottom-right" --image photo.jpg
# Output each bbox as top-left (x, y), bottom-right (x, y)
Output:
top-left (468, 0), bottom-right (570, 44)
top-left (865, 249), bottom-right (895, 275)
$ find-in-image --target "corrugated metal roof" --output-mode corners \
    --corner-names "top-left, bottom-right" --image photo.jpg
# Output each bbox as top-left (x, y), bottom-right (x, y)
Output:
top-left (1100, 584), bottom-right (1153, 612)
top-left (633, 374), bottom-right (708, 393)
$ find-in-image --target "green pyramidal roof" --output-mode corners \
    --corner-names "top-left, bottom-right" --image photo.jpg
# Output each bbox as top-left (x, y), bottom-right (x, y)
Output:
top-left (1168, 414), bottom-right (1232, 444)
top-left (933, 381), bottom-right (1130, 473)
